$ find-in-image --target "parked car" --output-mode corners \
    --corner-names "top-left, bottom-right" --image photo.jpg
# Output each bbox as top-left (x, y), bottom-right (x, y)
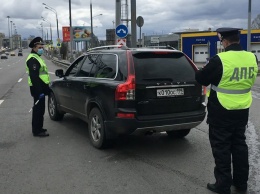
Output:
top-left (5, 52), bottom-right (9, 56)
top-left (48, 45), bottom-right (206, 149)
top-left (18, 52), bottom-right (23, 56)
top-left (1, 54), bottom-right (8, 59)
top-left (10, 51), bottom-right (15, 56)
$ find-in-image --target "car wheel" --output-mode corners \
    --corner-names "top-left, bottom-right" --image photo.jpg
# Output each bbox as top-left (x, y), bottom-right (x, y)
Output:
top-left (48, 92), bottom-right (64, 121)
top-left (88, 108), bottom-right (107, 149)
top-left (166, 129), bottom-right (191, 138)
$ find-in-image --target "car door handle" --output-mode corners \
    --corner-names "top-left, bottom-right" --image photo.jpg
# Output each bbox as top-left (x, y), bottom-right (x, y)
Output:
top-left (83, 85), bottom-right (88, 89)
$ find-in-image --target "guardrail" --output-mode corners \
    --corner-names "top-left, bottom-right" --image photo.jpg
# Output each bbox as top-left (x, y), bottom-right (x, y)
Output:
top-left (51, 57), bottom-right (71, 69)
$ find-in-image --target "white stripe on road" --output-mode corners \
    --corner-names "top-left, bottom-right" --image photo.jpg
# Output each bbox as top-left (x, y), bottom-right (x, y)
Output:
top-left (18, 78), bottom-right (23, 82)
top-left (0, 100), bottom-right (4, 105)
top-left (246, 121), bottom-right (260, 192)
top-left (49, 72), bottom-right (55, 75)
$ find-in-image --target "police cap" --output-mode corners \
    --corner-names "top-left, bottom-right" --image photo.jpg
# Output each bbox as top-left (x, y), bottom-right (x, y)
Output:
top-left (216, 27), bottom-right (241, 40)
top-left (29, 37), bottom-right (45, 48)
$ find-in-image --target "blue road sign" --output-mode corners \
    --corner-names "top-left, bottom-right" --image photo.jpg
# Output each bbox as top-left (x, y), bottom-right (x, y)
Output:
top-left (116, 24), bottom-right (128, 38)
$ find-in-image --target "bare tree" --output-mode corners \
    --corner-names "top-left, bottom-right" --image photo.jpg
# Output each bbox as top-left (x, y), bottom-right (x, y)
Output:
top-left (252, 14), bottom-right (260, 29)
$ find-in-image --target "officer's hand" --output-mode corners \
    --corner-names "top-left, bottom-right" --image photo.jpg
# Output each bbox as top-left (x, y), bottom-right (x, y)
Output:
top-left (39, 93), bottom-right (45, 99)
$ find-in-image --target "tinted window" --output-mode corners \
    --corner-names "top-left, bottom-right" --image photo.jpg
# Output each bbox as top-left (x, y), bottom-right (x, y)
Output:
top-left (195, 52), bottom-right (199, 54)
top-left (252, 50), bottom-right (256, 53)
top-left (133, 52), bottom-right (195, 82)
top-left (65, 56), bottom-right (85, 76)
top-left (92, 54), bottom-right (117, 79)
top-left (77, 54), bottom-right (97, 77)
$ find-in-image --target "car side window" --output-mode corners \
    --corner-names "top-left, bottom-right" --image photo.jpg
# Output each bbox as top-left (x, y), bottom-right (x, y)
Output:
top-left (65, 56), bottom-right (85, 76)
top-left (77, 54), bottom-right (98, 77)
top-left (92, 54), bottom-right (117, 79)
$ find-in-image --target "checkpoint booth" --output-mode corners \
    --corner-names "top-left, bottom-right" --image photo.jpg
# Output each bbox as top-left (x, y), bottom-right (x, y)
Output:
top-left (179, 29), bottom-right (260, 63)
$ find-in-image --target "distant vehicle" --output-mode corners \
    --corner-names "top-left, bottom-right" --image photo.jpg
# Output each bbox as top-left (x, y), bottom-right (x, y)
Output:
top-left (18, 52), bottom-right (23, 56)
top-left (5, 52), bottom-right (9, 56)
top-left (10, 51), bottom-right (15, 56)
top-left (1, 54), bottom-right (8, 59)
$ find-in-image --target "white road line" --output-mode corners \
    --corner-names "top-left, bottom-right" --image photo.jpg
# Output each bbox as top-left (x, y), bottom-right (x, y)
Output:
top-left (18, 78), bottom-right (23, 82)
top-left (49, 72), bottom-right (55, 75)
top-left (246, 121), bottom-right (260, 192)
top-left (0, 100), bottom-right (4, 105)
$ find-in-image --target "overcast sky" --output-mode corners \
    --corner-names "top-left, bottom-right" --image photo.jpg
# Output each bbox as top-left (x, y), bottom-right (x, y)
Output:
top-left (0, 0), bottom-right (260, 42)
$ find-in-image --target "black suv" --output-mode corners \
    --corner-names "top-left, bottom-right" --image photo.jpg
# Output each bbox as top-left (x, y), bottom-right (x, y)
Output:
top-left (48, 46), bottom-right (206, 148)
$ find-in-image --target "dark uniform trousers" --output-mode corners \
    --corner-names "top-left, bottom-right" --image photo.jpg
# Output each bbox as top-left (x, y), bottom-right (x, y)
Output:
top-left (209, 124), bottom-right (249, 193)
top-left (32, 95), bottom-right (45, 134)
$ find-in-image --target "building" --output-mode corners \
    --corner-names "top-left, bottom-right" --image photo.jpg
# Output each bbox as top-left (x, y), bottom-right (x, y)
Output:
top-left (0, 32), bottom-right (5, 49)
top-left (179, 29), bottom-right (260, 63)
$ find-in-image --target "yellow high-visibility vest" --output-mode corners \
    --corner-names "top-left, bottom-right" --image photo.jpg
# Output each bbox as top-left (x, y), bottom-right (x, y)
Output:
top-left (211, 51), bottom-right (258, 110)
top-left (26, 53), bottom-right (50, 86)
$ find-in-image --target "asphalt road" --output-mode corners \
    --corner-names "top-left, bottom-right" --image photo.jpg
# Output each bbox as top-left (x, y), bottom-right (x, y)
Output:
top-left (0, 50), bottom-right (259, 194)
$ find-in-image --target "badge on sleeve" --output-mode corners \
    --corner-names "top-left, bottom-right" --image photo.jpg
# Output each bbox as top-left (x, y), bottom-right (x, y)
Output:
top-left (33, 64), bottom-right (37, 70)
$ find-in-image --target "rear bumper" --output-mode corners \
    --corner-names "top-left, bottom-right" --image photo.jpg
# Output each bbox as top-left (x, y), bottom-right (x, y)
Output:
top-left (105, 110), bottom-right (206, 135)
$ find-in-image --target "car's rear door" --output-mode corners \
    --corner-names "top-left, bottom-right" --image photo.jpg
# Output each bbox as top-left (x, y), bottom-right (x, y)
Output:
top-left (133, 51), bottom-right (203, 117)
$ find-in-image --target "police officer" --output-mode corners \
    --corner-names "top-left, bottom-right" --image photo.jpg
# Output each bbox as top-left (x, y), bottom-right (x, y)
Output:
top-left (195, 28), bottom-right (258, 194)
top-left (26, 37), bottom-right (50, 137)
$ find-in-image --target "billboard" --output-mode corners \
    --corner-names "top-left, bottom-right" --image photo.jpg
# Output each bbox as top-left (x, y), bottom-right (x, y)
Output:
top-left (73, 26), bottom-right (92, 41)
top-left (62, 26), bottom-right (70, 42)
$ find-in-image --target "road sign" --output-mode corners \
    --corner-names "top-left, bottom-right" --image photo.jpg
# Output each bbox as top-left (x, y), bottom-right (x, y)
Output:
top-left (116, 24), bottom-right (128, 38)
top-left (151, 37), bottom-right (160, 44)
top-left (137, 16), bottom-right (144, 27)
top-left (117, 38), bottom-right (126, 46)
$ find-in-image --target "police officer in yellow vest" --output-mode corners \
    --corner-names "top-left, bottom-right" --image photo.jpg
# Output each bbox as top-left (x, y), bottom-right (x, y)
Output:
top-left (195, 28), bottom-right (258, 194)
top-left (26, 37), bottom-right (50, 137)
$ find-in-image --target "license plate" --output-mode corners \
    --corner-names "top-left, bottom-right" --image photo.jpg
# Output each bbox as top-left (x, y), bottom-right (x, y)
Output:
top-left (157, 88), bottom-right (184, 97)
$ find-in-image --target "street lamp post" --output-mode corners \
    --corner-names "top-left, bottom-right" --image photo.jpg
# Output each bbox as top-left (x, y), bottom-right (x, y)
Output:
top-left (90, 1), bottom-right (102, 48)
top-left (10, 21), bottom-right (13, 49)
top-left (247, 0), bottom-right (252, 51)
top-left (43, 3), bottom-right (59, 40)
top-left (69, 0), bottom-right (73, 61)
top-left (42, 17), bottom-right (53, 43)
top-left (7, 16), bottom-right (11, 49)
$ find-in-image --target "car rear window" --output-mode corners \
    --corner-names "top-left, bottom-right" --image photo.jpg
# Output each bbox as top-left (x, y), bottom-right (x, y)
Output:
top-left (133, 52), bottom-right (195, 82)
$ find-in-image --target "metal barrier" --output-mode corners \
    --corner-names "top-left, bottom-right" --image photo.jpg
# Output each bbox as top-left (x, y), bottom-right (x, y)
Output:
top-left (51, 57), bottom-right (71, 69)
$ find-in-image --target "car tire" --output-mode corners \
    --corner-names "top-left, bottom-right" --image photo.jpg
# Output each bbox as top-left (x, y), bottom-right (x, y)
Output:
top-left (48, 92), bottom-right (64, 121)
top-left (88, 108), bottom-right (108, 149)
top-left (166, 129), bottom-right (191, 138)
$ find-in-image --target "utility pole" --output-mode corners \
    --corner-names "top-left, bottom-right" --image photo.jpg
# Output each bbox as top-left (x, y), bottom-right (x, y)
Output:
top-left (69, 0), bottom-right (73, 61)
top-left (247, 0), bottom-right (252, 51)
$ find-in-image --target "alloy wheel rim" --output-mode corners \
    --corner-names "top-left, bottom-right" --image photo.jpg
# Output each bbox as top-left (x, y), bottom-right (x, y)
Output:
top-left (49, 97), bottom-right (55, 116)
top-left (90, 115), bottom-right (101, 142)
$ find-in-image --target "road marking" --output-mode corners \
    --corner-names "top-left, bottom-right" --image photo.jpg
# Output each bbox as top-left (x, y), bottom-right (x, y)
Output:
top-left (49, 72), bottom-right (55, 75)
top-left (0, 100), bottom-right (4, 105)
top-left (247, 121), bottom-right (260, 192)
top-left (18, 78), bottom-right (23, 82)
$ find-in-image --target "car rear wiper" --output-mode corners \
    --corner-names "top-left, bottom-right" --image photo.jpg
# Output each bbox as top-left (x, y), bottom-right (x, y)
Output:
top-left (142, 78), bottom-right (173, 81)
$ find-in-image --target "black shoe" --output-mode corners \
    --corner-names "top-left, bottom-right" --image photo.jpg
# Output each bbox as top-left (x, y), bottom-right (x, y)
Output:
top-left (207, 183), bottom-right (221, 193)
top-left (232, 181), bottom-right (247, 192)
top-left (40, 128), bottom-right (47, 132)
top-left (33, 132), bottom-right (49, 137)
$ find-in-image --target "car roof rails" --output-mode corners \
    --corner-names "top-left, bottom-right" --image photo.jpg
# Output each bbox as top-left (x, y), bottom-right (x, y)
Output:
top-left (87, 45), bottom-right (129, 52)
top-left (145, 45), bottom-right (176, 50)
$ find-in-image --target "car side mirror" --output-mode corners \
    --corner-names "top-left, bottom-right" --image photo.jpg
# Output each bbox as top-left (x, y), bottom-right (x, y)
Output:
top-left (55, 69), bottom-right (64, 78)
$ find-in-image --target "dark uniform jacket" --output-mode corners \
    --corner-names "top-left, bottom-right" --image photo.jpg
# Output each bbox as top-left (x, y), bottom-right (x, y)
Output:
top-left (27, 50), bottom-right (50, 97)
top-left (195, 43), bottom-right (258, 127)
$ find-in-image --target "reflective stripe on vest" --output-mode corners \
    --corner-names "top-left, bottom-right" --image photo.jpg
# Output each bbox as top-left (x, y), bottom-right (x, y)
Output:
top-left (26, 53), bottom-right (50, 86)
top-left (211, 85), bottom-right (251, 94)
top-left (214, 51), bottom-right (258, 110)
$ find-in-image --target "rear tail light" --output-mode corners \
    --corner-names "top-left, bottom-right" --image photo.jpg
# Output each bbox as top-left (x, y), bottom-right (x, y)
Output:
top-left (115, 75), bottom-right (135, 100)
top-left (202, 86), bottom-right (207, 95)
top-left (117, 113), bottom-right (135, 118)
top-left (115, 51), bottom-right (136, 101)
